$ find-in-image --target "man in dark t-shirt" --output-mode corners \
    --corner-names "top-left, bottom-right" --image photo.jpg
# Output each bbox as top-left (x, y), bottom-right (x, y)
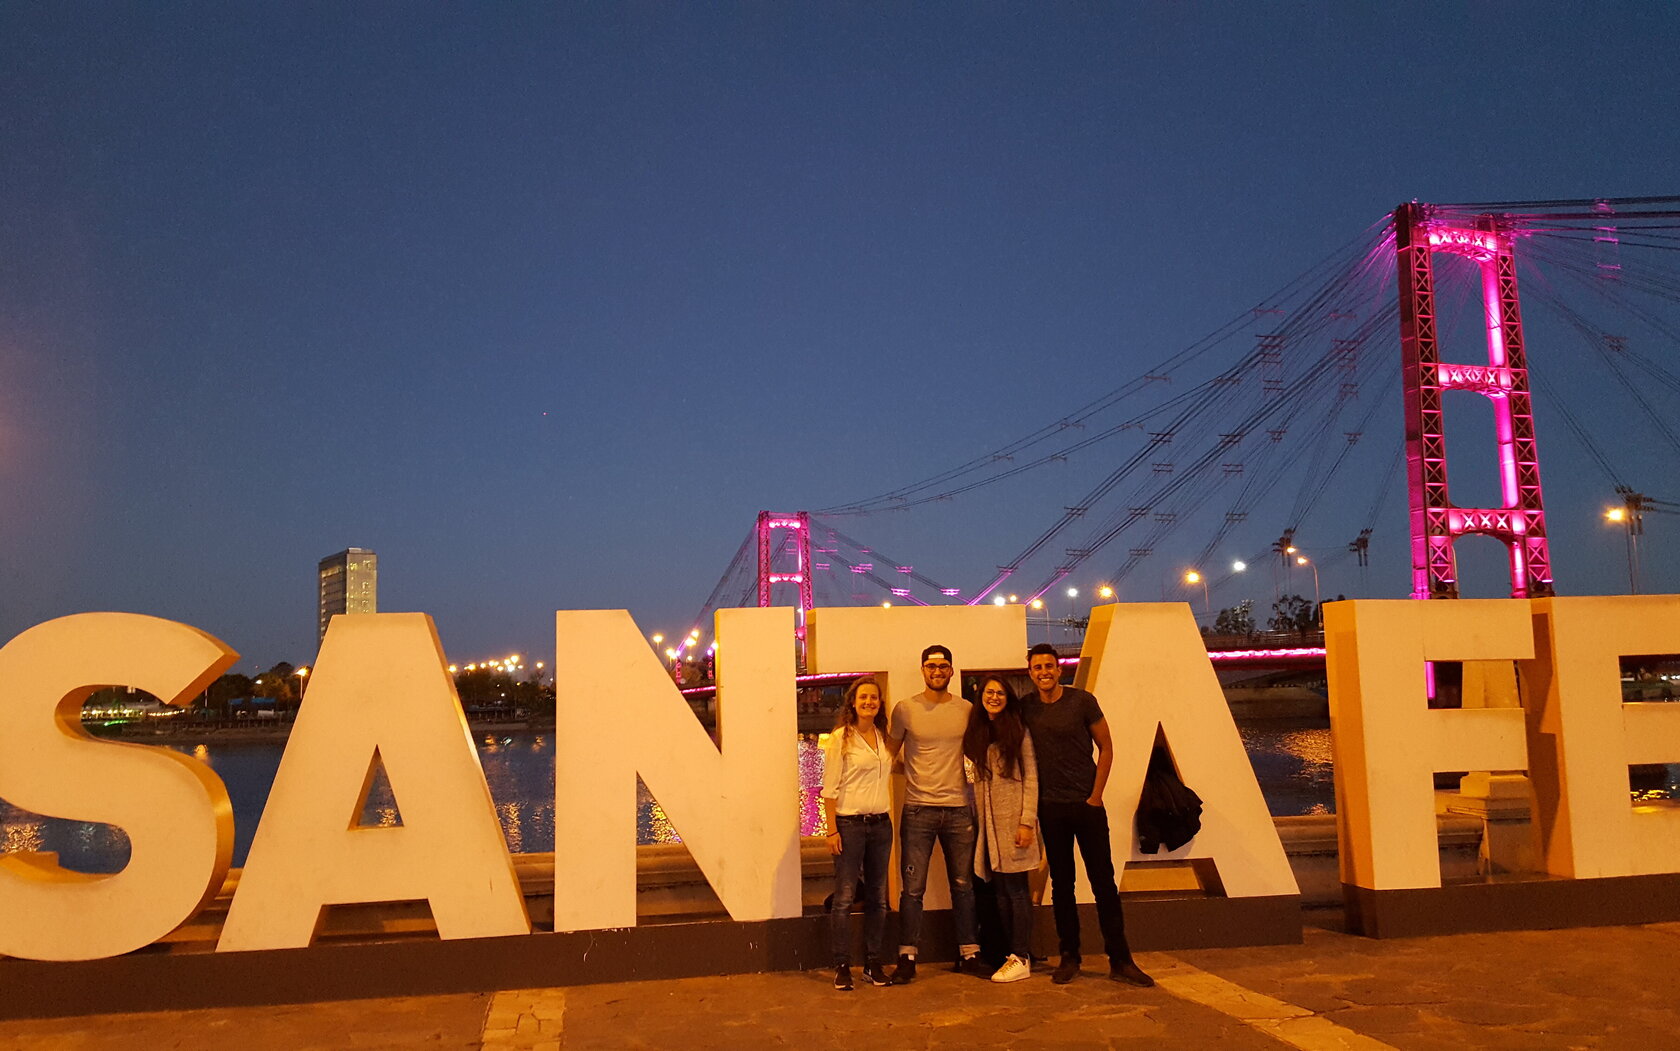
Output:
top-left (1020, 642), bottom-right (1153, 987)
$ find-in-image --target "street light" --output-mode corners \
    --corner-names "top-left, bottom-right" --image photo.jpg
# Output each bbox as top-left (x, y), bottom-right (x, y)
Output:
top-left (1097, 584), bottom-right (1114, 600)
top-left (1183, 571), bottom-right (1210, 614)
top-left (1295, 555), bottom-right (1321, 607)
top-left (1605, 493), bottom-right (1645, 594)
top-left (1232, 560), bottom-right (1247, 573)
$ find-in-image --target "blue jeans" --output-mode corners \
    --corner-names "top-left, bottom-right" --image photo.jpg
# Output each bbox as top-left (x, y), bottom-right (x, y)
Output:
top-left (898, 804), bottom-right (979, 958)
top-left (830, 813), bottom-right (893, 966)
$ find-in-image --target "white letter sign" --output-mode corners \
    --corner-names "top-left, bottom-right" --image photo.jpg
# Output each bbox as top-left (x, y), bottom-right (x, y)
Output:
top-left (552, 607), bottom-right (800, 931)
top-left (1080, 602), bottom-right (1298, 897)
top-left (218, 613), bottom-right (529, 951)
top-left (1325, 598), bottom-right (1533, 890)
top-left (0, 613), bottom-right (237, 961)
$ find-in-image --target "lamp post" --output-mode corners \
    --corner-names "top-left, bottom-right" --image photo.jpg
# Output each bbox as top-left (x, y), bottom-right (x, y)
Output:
top-left (1065, 587), bottom-right (1079, 642)
top-left (294, 666), bottom-right (309, 703)
top-left (1605, 496), bottom-right (1643, 594)
top-left (1295, 556), bottom-right (1321, 607)
top-left (1183, 571), bottom-right (1210, 615)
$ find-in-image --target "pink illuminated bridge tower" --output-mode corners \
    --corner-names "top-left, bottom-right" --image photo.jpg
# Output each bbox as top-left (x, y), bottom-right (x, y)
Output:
top-left (1395, 203), bottom-right (1553, 599)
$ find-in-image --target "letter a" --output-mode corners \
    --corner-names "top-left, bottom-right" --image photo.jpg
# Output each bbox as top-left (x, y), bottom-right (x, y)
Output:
top-left (1081, 603), bottom-right (1297, 899)
top-left (0, 613), bottom-right (238, 960)
top-left (218, 614), bottom-right (529, 951)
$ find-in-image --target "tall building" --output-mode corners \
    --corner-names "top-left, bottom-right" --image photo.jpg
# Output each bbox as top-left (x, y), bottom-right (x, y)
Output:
top-left (318, 548), bottom-right (378, 646)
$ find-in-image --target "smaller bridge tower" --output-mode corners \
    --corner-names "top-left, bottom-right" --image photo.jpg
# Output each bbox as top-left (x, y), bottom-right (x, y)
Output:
top-left (756, 511), bottom-right (814, 641)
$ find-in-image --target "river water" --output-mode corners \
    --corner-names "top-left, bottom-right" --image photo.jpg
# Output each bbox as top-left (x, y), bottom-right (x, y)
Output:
top-left (4, 723), bottom-right (1670, 875)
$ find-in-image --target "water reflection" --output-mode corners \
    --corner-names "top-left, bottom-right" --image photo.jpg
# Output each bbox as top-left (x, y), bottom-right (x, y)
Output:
top-left (1239, 720), bottom-right (1338, 817)
top-left (4, 727), bottom-right (1672, 874)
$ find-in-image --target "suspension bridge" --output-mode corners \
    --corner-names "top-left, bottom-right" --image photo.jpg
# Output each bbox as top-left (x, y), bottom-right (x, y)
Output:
top-left (670, 197), bottom-right (1680, 669)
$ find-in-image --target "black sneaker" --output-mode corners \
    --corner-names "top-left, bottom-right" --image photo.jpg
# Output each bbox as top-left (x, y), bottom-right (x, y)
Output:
top-left (890, 954), bottom-right (917, 985)
top-left (833, 964), bottom-right (853, 991)
top-left (1109, 960), bottom-right (1155, 988)
top-left (863, 960), bottom-right (891, 987)
top-left (1052, 955), bottom-right (1082, 984)
top-left (956, 953), bottom-right (988, 976)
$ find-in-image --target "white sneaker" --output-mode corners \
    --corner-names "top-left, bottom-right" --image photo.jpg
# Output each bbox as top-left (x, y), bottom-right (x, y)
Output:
top-left (991, 954), bottom-right (1031, 983)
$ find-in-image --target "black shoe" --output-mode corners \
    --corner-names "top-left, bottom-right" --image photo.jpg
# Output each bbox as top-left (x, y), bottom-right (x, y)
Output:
top-left (864, 960), bottom-right (891, 987)
top-left (833, 964), bottom-right (853, 991)
top-left (956, 953), bottom-right (988, 976)
top-left (1052, 955), bottom-right (1082, 984)
top-left (1109, 961), bottom-right (1155, 988)
top-left (890, 954), bottom-right (917, 985)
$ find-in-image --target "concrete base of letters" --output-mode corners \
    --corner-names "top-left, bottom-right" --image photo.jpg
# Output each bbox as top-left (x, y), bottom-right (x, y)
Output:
top-left (1343, 871), bottom-right (1680, 939)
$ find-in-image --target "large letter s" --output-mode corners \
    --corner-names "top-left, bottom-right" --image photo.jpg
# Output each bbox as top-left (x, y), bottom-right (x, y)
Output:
top-left (0, 613), bottom-right (237, 960)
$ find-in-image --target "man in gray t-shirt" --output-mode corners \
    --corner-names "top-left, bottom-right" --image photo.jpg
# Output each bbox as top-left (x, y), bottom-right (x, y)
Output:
top-left (885, 644), bottom-right (982, 983)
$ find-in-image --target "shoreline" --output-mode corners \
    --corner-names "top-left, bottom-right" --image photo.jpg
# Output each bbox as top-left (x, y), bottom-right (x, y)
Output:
top-left (96, 717), bottom-right (554, 745)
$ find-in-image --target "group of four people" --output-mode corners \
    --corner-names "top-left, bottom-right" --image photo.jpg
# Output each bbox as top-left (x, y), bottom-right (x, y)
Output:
top-left (819, 642), bottom-right (1154, 992)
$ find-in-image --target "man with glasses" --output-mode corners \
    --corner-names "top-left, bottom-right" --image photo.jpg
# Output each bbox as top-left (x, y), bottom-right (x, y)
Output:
top-left (1022, 642), bottom-right (1154, 988)
top-left (887, 644), bottom-right (983, 982)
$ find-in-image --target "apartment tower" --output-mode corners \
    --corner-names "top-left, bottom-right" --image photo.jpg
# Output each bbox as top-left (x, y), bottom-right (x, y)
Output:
top-left (317, 547), bottom-right (378, 647)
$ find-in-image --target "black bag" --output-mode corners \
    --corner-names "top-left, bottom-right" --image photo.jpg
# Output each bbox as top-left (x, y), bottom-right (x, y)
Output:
top-left (1136, 744), bottom-right (1203, 854)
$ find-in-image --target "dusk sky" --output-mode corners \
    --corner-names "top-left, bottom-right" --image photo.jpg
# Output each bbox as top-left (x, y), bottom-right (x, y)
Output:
top-left (3, 5), bottom-right (1678, 673)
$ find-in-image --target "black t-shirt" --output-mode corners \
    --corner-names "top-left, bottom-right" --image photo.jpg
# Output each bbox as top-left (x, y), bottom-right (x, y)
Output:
top-left (1020, 686), bottom-right (1105, 804)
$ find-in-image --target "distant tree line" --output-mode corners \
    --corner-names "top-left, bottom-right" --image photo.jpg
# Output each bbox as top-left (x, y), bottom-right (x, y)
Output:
top-left (1207, 593), bottom-right (1343, 638)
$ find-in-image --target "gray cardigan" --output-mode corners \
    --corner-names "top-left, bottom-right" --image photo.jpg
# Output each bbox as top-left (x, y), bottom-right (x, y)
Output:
top-left (971, 731), bottom-right (1042, 878)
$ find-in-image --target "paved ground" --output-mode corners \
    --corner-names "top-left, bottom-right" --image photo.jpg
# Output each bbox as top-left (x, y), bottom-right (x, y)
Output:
top-left (3, 917), bottom-right (1678, 1049)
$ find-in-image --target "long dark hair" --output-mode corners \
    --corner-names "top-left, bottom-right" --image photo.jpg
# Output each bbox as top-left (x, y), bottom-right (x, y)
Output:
top-left (835, 676), bottom-right (888, 739)
top-left (963, 676), bottom-right (1025, 781)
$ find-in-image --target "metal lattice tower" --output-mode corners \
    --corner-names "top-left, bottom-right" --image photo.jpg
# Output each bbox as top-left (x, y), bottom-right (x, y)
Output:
top-left (756, 511), bottom-right (814, 639)
top-left (1395, 203), bottom-right (1554, 599)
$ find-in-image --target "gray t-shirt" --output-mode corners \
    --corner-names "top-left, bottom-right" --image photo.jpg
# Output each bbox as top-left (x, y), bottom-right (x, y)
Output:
top-left (1019, 686), bottom-right (1106, 804)
top-left (888, 690), bottom-right (972, 806)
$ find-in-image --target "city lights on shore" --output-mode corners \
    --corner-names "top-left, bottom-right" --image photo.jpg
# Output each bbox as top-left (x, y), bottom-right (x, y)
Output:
top-left (450, 653), bottom-right (543, 678)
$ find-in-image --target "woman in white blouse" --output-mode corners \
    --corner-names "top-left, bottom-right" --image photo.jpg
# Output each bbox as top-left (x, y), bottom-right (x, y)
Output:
top-left (820, 676), bottom-right (897, 991)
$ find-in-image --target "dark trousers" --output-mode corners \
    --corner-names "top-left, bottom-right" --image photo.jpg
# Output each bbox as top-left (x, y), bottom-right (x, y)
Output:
top-left (830, 813), bottom-right (893, 966)
top-left (993, 870), bottom-right (1033, 960)
top-left (1038, 799), bottom-right (1134, 964)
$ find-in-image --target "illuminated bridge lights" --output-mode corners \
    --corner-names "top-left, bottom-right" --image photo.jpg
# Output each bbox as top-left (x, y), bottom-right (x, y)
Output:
top-left (1425, 225), bottom-right (1503, 261)
top-left (1437, 364), bottom-right (1517, 392)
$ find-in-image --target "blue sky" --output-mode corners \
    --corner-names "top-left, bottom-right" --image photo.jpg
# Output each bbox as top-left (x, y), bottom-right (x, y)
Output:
top-left (3, 4), bottom-right (1678, 671)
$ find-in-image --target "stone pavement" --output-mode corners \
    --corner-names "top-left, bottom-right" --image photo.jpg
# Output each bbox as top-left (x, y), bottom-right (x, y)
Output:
top-left (3, 917), bottom-right (1678, 1050)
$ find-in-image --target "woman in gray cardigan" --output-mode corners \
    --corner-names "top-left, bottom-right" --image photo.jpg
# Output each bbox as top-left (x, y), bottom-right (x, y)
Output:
top-left (963, 676), bottom-right (1041, 983)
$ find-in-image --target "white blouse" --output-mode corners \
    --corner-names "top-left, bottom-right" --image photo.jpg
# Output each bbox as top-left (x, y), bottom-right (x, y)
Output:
top-left (820, 725), bottom-right (893, 816)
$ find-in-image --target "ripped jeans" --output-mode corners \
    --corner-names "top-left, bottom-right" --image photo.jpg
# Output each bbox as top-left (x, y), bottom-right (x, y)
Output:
top-left (897, 803), bottom-right (979, 958)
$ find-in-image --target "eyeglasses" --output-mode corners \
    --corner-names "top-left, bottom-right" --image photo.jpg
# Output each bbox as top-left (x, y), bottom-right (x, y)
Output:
top-left (922, 662), bottom-right (952, 671)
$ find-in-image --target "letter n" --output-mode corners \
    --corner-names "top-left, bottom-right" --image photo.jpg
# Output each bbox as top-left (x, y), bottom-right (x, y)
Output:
top-left (552, 607), bottom-right (799, 931)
